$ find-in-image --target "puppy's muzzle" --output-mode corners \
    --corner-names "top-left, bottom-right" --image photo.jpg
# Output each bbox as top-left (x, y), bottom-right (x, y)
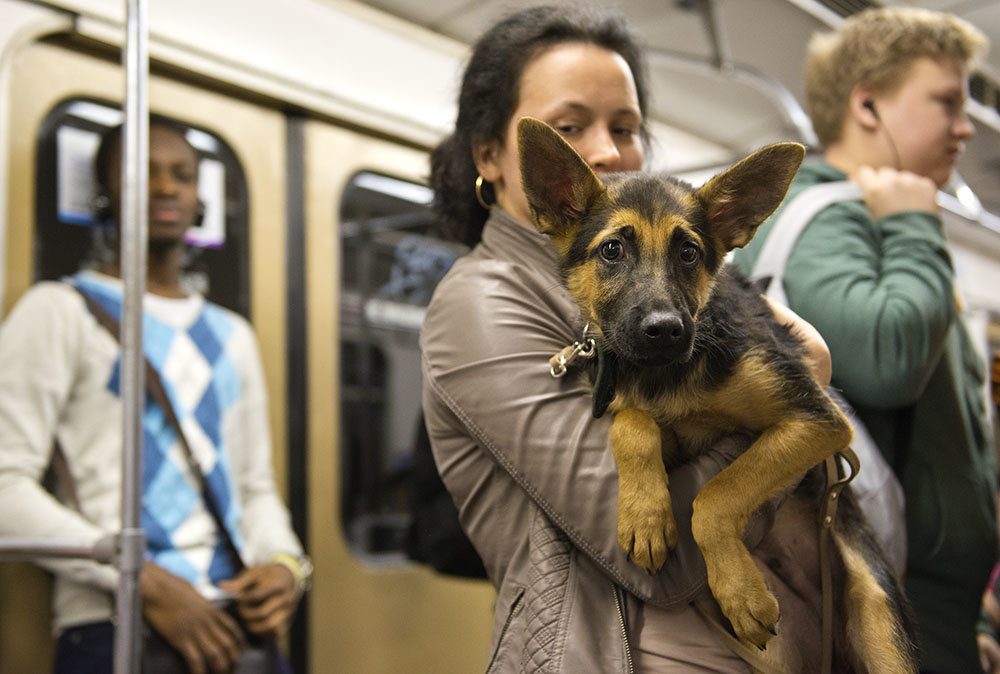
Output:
top-left (640, 311), bottom-right (685, 348)
top-left (619, 309), bottom-right (692, 365)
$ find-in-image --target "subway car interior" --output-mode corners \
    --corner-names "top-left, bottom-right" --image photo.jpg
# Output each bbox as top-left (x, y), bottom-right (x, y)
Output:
top-left (2, 0), bottom-right (1000, 672)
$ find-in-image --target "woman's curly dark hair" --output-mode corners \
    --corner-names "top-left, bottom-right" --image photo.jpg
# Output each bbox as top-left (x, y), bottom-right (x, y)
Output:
top-left (429, 5), bottom-right (651, 247)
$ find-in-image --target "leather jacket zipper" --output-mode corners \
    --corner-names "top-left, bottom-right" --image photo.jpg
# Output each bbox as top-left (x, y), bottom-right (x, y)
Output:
top-left (613, 585), bottom-right (634, 674)
top-left (486, 589), bottom-right (524, 672)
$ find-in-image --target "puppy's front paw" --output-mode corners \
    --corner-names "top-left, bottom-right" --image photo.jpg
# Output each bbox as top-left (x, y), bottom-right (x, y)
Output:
top-left (617, 472), bottom-right (676, 573)
top-left (707, 548), bottom-right (779, 649)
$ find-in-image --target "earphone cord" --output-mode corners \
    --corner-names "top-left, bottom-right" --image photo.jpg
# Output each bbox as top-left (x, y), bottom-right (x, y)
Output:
top-left (869, 102), bottom-right (902, 171)
top-left (880, 123), bottom-right (902, 171)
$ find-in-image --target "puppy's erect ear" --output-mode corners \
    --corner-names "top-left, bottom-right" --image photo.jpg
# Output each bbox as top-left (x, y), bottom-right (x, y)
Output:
top-left (517, 117), bottom-right (605, 236)
top-left (694, 142), bottom-right (805, 251)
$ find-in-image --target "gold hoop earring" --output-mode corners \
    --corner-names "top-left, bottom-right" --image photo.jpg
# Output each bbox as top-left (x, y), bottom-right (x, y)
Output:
top-left (475, 175), bottom-right (494, 210)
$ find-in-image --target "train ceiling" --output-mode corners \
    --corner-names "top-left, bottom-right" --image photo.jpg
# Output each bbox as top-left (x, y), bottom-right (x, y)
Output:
top-left (353, 0), bottom-right (1000, 215)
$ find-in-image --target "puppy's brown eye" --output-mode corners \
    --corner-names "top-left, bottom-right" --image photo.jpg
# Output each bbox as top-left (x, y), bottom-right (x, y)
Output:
top-left (679, 242), bottom-right (699, 265)
top-left (600, 239), bottom-right (623, 262)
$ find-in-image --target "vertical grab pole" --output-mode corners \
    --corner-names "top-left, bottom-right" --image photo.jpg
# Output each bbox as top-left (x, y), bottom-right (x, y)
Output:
top-left (114, 0), bottom-right (148, 672)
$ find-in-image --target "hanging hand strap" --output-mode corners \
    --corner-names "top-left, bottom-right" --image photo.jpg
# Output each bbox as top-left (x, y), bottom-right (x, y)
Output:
top-left (72, 284), bottom-right (247, 572)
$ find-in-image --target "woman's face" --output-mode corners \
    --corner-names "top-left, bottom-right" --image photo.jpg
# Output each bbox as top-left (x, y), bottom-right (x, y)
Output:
top-left (476, 42), bottom-right (644, 226)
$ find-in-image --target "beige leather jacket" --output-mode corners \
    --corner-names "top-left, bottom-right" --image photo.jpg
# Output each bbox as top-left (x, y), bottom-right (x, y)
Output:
top-left (421, 209), bottom-right (754, 673)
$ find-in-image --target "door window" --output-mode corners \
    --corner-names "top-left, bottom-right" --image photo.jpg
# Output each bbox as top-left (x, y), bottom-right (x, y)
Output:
top-left (339, 171), bottom-right (466, 563)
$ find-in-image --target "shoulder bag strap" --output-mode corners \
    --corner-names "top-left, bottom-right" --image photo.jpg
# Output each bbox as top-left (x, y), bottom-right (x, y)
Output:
top-left (71, 284), bottom-right (247, 571)
top-left (750, 181), bottom-right (862, 305)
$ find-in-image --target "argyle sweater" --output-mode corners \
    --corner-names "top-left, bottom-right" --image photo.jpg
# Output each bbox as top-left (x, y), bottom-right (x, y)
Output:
top-left (0, 271), bottom-right (302, 633)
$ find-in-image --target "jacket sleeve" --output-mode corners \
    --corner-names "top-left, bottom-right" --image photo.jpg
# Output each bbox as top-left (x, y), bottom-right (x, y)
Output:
top-left (226, 318), bottom-right (303, 564)
top-left (783, 201), bottom-right (955, 409)
top-left (421, 257), bottom-right (756, 607)
top-left (0, 284), bottom-right (117, 590)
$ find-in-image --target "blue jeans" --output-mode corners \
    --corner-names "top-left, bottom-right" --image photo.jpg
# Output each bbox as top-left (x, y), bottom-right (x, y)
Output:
top-left (53, 620), bottom-right (293, 674)
top-left (53, 622), bottom-right (114, 674)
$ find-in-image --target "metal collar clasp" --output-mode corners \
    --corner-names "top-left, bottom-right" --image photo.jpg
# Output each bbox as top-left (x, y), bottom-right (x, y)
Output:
top-left (549, 323), bottom-right (596, 378)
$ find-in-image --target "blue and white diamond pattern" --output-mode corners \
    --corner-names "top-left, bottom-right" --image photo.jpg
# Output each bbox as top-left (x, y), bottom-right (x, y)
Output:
top-left (73, 274), bottom-right (244, 589)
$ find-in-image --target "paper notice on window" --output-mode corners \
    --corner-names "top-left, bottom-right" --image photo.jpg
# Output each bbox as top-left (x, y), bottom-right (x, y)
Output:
top-left (186, 157), bottom-right (226, 248)
top-left (57, 126), bottom-right (101, 225)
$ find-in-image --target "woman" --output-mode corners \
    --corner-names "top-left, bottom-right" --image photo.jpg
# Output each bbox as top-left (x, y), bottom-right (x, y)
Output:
top-left (422, 6), bottom-right (832, 672)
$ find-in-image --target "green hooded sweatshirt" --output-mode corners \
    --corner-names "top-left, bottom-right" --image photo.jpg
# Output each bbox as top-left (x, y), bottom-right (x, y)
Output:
top-left (733, 160), bottom-right (997, 673)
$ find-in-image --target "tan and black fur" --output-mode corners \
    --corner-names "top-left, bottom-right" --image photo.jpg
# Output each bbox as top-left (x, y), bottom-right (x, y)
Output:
top-left (517, 117), bottom-right (916, 672)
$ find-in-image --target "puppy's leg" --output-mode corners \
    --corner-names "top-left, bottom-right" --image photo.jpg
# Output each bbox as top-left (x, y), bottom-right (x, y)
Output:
top-left (692, 417), bottom-right (851, 648)
top-left (611, 408), bottom-right (676, 572)
top-left (836, 534), bottom-right (916, 673)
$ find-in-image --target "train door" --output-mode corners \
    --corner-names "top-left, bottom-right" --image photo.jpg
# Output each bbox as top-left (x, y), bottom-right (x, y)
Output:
top-left (1, 37), bottom-right (289, 672)
top-left (301, 120), bottom-right (495, 673)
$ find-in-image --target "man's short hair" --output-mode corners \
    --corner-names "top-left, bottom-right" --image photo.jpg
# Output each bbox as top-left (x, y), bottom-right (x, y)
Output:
top-left (93, 116), bottom-right (195, 193)
top-left (805, 7), bottom-right (987, 147)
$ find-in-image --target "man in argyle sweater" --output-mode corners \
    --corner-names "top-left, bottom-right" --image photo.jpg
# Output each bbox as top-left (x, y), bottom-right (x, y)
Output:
top-left (0, 120), bottom-right (307, 674)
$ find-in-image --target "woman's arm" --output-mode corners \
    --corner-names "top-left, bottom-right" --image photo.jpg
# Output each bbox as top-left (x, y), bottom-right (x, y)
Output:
top-left (764, 296), bottom-right (832, 387)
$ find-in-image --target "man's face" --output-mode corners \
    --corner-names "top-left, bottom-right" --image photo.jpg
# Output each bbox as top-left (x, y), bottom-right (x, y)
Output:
top-left (875, 57), bottom-right (975, 188)
top-left (106, 124), bottom-right (200, 242)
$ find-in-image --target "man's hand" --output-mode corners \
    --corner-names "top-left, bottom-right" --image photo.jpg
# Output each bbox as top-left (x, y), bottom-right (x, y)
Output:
top-left (855, 165), bottom-right (939, 220)
top-left (218, 563), bottom-right (298, 638)
top-left (141, 561), bottom-right (245, 674)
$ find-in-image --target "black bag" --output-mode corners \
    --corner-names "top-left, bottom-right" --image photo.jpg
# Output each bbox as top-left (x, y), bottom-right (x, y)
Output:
top-left (404, 416), bottom-right (486, 579)
top-left (141, 601), bottom-right (284, 674)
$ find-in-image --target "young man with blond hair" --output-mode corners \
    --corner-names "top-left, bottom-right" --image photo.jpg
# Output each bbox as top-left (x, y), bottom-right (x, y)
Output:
top-left (734, 8), bottom-right (996, 672)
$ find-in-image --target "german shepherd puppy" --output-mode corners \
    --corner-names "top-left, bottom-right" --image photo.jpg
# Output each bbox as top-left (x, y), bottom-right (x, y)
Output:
top-left (517, 117), bottom-right (916, 671)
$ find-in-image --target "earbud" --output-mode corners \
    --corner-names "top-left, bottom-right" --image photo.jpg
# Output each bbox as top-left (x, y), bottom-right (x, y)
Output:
top-left (864, 100), bottom-right (901, 170)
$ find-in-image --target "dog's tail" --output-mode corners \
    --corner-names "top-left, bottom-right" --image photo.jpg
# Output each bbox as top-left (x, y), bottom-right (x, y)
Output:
top-left (832, 486), bottom-right (919, 673)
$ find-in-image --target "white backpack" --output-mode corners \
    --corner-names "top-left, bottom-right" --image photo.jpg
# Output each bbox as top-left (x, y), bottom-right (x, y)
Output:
top-left (750, 181), bottom-right (907, 577)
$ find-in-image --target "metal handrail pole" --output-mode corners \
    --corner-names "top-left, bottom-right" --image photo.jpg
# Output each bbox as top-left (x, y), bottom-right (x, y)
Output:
top-left (0, 536), bottom-right (117, 563)
top-left (114, 0), bottom-right (149, 672)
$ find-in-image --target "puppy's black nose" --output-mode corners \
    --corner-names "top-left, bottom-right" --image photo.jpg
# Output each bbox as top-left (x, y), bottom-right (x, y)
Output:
top-left (640, 312), bottom-right (684, 347)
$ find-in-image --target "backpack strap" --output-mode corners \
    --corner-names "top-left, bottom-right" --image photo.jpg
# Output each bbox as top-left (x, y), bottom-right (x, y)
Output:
top-left (751, 181), bottom-right (862, 305)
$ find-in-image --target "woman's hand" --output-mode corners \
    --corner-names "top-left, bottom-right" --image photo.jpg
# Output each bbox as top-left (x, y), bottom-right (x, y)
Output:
top-left (763, 296), bottom-right (832, 387)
